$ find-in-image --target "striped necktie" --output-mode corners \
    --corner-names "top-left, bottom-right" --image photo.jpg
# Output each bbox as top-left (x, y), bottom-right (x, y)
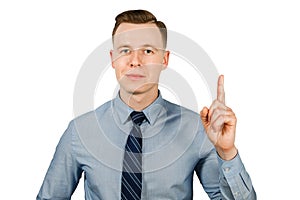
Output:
top-left (121, 111), bottom-right (146, 200)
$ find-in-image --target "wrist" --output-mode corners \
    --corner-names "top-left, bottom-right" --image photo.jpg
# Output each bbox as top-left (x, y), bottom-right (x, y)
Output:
top-left (216, 146), bottom-right (238, 161)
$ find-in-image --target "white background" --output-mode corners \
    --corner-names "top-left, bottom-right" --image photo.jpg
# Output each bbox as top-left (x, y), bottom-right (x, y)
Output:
top-left (1, 0), bottom-right (299, 199)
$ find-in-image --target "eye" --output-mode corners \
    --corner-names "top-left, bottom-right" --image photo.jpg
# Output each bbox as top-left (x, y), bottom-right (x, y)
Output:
top-left (119, 48), bottom-right (131, 55)
top-left (144, 48), bottom-right (154, 55)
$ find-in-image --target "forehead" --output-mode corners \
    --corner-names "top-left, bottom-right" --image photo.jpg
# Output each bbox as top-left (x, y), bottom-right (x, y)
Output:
top-left (113, 23), bottom-right (164, 49)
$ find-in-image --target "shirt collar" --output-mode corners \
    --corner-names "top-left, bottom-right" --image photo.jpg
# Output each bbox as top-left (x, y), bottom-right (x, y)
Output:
top-left (112, 90), bottom-right (166, 126)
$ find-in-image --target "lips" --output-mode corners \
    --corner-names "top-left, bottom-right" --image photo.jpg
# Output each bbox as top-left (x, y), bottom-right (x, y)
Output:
top-left (126, 73), bottom-right (145, 80)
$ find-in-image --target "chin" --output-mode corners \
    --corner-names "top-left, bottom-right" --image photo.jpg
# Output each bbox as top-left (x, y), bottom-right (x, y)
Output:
top-left (123, 84), bottom-right (157, 95)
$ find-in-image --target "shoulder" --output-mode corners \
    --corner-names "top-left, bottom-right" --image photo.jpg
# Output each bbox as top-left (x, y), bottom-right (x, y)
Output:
top-left (163, 99), bottom-right (201, 120)
top-left (70, 100), bottom-right (113, 127)
top-left (161, 98), bottom-right (205, 133)
top-left (162, 99), bottom-right (212, 155)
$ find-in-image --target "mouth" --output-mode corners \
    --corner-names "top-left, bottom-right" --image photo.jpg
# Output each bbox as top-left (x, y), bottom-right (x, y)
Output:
top-left (125, 74), bottom-right (146, 80)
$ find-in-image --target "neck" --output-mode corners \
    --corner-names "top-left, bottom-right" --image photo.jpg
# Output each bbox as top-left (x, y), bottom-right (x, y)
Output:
top-left (119, 87), bottom-right (159, 111)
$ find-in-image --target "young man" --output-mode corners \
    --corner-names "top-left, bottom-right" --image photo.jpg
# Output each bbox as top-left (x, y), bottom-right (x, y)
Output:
top-left (37, 10), bottom-right (256, 200)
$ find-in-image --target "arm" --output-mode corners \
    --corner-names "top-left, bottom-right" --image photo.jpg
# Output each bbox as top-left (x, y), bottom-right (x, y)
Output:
top-left (195, 148), bottom-right (256, 200)
top-left (36, 121), bottom-right (83, 200)
top-left (199, 75), bottom-right (256, 199)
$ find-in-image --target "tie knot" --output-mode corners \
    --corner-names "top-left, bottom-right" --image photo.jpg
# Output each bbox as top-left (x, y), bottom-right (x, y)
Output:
top-left (130, 111), bottom-right (146, 126)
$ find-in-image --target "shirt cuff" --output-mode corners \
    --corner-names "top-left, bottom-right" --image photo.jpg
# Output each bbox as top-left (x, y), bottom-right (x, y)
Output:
top-left (217, 152), bottom-right (244, 177)
top-left (217, 152), bottom-right (255, 199)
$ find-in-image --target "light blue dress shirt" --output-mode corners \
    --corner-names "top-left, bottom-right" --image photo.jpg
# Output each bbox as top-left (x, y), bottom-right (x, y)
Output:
top-left (37, 92), bottom-right (256, 200)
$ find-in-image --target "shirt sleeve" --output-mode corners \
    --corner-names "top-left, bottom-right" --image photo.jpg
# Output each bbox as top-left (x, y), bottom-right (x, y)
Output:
top-left (36, 121), bottom-right (83, 200)
top-left (218, 152), bottom-right (257, 200)
top-left (195, 149), bottom-right (256, 200)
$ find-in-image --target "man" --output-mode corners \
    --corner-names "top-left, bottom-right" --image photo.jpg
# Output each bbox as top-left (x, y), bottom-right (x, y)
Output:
top-left (37, 9), bottom-right (256, 199)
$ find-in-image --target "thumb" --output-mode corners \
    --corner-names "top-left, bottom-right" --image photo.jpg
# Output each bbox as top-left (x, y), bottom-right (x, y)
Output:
top-left (200, 107), bottom-right (209, 130)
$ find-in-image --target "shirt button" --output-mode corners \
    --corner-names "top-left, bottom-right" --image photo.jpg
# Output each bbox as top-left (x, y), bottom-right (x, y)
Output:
top-left (233, 192), bottom-right (240, 197)
top-left (224, 167), bottom-right (230, 172)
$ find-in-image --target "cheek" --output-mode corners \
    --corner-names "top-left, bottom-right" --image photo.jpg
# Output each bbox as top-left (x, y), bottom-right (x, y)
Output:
top-left (113, 56), bottom-right (126, 68)
top-left (113, 54), bottom-right (130, 66)
top-left (145, 65), bottom-right (164, 79)
top-left (114, 63), bottom-right (130, 80)
top-left (143, 56), bottom-right (163, 69)
top-left (114, 66), bottom-right (125, 79)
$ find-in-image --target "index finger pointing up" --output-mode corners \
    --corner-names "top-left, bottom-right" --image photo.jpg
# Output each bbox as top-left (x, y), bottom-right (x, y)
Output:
top-left (217, 75), bottom-right (225, 103)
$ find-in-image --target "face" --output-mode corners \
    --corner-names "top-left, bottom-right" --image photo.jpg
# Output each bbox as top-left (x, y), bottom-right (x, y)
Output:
top-left (110, 23), bottom-right (169, 96)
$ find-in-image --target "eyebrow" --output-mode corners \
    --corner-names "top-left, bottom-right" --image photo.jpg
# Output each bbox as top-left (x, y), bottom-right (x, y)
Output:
top-left (116, 45), bottom-right (131, 50)
top-left (116, 44), bottom-right (160, 51)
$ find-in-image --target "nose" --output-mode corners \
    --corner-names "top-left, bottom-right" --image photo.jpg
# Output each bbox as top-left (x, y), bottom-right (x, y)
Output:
top-left (130, 50), bottom-right (142, 67)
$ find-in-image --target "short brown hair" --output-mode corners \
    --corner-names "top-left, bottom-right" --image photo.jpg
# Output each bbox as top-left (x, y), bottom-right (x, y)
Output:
top-left (112, 9), bottom-right (167, 48)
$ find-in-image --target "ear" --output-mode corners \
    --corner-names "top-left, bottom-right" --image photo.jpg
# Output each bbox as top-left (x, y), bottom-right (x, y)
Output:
top-left (110, 50), bottom-right (115, 69)
top-left (162, 50), bottom-right (170, 70)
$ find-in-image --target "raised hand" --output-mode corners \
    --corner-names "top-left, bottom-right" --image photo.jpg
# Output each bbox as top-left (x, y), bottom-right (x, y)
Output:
top-left (200, 75), bottom-right (238, 160)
